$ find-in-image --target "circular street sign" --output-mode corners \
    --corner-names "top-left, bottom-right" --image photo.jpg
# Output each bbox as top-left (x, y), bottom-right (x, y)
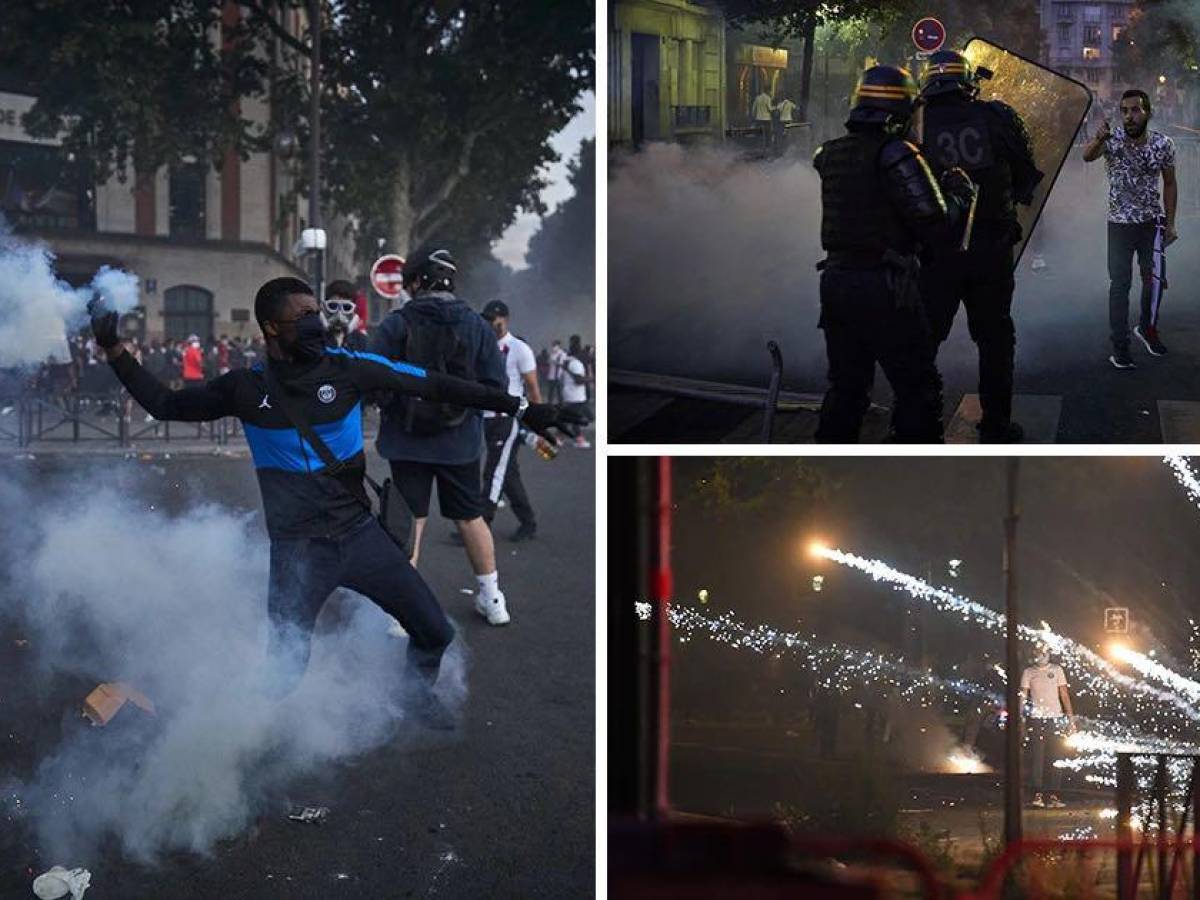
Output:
top-left (370, 254), bottom-right (406, 299)
top-left (912, 17), bottom-right (946, 54)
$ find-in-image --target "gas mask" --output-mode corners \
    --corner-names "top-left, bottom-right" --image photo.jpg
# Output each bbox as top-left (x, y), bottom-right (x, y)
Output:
top-left (1034, 648), bottom-right (1051, 667)
top-left (320, 296), bottom-right (361, 347)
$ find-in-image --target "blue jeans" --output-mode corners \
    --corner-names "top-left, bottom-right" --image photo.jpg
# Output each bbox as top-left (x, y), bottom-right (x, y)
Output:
top-left (265, 515), bottom-right (455, 696)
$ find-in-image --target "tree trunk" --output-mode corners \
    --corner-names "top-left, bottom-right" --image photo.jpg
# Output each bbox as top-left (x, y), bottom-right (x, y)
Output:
top-left (389, 155), bottom-right (419, 256)
top-left (799, 16), bottom-right (817, 123)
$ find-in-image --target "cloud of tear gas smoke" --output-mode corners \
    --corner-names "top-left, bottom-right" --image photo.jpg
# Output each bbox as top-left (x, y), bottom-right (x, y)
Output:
top-left (608, 134), bottom-right (1197, 392)
top-left (0, 472), bottom-right (465, 863)
top-left (609, 143), bottom-right (825, 388)
top-left (0, 218), bottom-right (140, 368)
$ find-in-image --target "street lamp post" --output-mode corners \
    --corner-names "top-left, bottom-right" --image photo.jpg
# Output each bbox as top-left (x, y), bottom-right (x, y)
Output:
top-left (308, 0), bottom-right (324, 300)
top-left (1004, 458), bottom-right (1022, 845)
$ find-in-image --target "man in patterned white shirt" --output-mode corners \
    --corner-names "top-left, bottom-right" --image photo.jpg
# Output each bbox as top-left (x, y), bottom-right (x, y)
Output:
top-left (1083, 89), bottom-right (1178, 369)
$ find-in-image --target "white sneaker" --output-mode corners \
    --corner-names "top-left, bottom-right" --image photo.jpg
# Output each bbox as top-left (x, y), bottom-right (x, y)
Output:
top-left (1030, 792), bottom-right (1045, 808)
top-left (475, 589), bottom-right (511, 626)
top-left (575, 437), bottom-right (591, 449)
top-left (1047, 795), bottom-right (1066, 808)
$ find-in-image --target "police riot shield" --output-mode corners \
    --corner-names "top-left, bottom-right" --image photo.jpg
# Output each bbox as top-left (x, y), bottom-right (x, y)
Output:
top-left (961, 37), bottom-right (1093, 267)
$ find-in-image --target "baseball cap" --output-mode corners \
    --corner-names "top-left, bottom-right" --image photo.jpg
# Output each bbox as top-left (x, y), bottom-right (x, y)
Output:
top-left (481, 300), bottom-right (509, 320)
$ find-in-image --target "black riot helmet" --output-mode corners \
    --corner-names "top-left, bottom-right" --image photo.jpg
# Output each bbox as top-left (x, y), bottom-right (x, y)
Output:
top-left (920, 50), bottom-right (992, 99)
top-left (403, 245), bottom-right (458, 293)
top-left (848, 65), bottom-right (920, 132)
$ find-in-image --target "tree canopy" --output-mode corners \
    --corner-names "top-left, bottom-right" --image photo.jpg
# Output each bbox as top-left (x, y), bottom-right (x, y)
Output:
top-left (0, 1), bottom-right (594, 267)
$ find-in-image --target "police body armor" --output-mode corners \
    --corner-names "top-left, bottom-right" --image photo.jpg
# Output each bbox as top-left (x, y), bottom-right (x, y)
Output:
top-left (922, 97), bottom-right (1014, 229)
top-left (818, 131), bottom-right (915, 263)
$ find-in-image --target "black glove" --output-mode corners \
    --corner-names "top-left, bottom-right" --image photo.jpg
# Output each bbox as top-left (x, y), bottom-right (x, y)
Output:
top-left (87, 297), bottom-right (121, 349)
top-left (940, 166), bottom-right (976, 208)
top-left (521, 403), bottom-right (589, 442)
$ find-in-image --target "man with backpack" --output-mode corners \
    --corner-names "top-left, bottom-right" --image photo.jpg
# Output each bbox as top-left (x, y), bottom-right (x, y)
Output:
top-left (369, 246), bottom-right (513, 626)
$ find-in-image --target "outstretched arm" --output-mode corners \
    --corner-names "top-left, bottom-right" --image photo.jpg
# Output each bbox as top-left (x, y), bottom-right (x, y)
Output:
top-left (93, 306), bottom-right (232, 422)
top-left (330, 347), bottom-right (583, 439)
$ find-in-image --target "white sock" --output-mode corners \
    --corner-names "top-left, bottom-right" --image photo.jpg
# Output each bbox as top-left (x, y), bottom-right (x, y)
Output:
top-left (477, 571), bottom-right (499, 602)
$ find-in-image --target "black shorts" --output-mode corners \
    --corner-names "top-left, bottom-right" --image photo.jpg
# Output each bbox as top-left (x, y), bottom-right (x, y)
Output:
top-left (390, 459), bottom-right (484, 521)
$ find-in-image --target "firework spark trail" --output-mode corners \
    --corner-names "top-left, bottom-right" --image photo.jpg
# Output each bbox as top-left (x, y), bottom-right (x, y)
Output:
top-left (814, 546), bottom-right (1200, 727)
top-left (1164, 455), bottom-right (1200, 510)
top-left (655, 603), bottom-right (1187, 777)
top-left (1113, 645), bottom-right (1200, 703)
top-left (666, 603), bottom-right (1002, 708)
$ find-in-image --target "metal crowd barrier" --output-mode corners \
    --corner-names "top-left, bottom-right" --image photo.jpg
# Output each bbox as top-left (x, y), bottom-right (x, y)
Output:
top-left (7, 390), bottom-right (241, 448)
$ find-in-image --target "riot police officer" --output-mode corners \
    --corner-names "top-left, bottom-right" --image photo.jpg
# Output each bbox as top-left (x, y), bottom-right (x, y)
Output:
top-left (918, 50), bottom-right (1043, 443)
top-left (813, 65), bottom-right (974, 443)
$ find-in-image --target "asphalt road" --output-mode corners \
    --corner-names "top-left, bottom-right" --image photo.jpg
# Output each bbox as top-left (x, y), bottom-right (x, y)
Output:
top-left (0, 442), bottom-right (595, 898)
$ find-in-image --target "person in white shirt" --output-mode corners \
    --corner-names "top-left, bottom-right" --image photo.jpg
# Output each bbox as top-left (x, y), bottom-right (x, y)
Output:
top-left (563, 334), bottom-right (592, 448)
top-left (480, 300), bottom-right (541, 541)
top-left (547, 339), bottom-right (567, 404)
top-left (1020, 648), bottom-right (1075, 808)
top-left (752, 89), bottom-right (775, 152)
top-left (774, 96), bottom-right (797, 153)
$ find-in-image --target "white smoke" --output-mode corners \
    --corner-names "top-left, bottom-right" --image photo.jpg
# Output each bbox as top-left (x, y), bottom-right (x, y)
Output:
top-left (609, 143), bottom-right (826, 387)
top-left (0, 219), bottom-right (140, 368)
top-left (0, 470), bottom-right (465, 863)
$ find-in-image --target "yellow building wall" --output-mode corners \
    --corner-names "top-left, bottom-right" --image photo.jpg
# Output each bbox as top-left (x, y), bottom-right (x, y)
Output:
top-left (610, 0), bottom-right (725, 146)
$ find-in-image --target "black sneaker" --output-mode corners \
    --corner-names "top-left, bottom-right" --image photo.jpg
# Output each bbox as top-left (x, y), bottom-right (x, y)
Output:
top-left (1109, 350), bottom-right (1136, 369)
top-left (978, 421), bottom-right (1024, 444)
top-left (1134, 324), bottom-right (1168, 356)
top-left (511, 523), bottom-right (537, 542)
top-left (407, 689), bottom-right (458, 731)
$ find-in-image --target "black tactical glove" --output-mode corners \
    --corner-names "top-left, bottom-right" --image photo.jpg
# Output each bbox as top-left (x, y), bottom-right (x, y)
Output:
top-left (520, 403), bottom-right (588, 443)
top-left (940, 166), bottom-right (976, 208)
top-left (87, 297), bottom-right (121, 349)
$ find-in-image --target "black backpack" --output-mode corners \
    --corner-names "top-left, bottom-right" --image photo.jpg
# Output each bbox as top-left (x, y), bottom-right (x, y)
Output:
top-left (398, 305), bottom-right (476, 434)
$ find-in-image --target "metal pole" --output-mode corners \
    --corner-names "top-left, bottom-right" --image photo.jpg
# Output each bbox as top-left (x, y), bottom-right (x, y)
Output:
top-left (1118, 753), bottom-right (1134, 899)
top-left (308, 0), bottom-right (324, 300)
top-left (1192, 757), bottom-right (1200, 900)
top-left (1004, 457), bottom-right (1023, 846)
top-left (654, 456), bottom-right (673, 818)
top-left (1157, 756), bottom-right (1169, 900)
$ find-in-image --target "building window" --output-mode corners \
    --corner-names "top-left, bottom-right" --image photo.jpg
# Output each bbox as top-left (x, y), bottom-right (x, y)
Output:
top-left (163, 285), bottom-right (213, 342)
top-left (1057, 23), bottom-right (1072, 45)
top-left (0, 141), bottom-right (95, 231)
top-left (1054, 3), bottom-right (1073, 19)
top-left (1083, 47), bottom-right (1102, 60)
top-left (1112, 23), bottom-right (1125, 42)
top-left (1083, 5), bottom-right (1102, 22)
top-left (1083, 24), bottom-right (1102, 47)
top-left (168, 162), bottom-right (206, 240)
top-left (1084, 67), bottom-right (1101, 85)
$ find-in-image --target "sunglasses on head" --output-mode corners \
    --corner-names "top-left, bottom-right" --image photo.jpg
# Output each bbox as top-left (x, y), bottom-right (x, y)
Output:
top-left (324, 299), bottom-right (357, 315)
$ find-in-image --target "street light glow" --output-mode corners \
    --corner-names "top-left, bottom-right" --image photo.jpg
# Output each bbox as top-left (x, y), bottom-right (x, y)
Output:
top-left (808, 539), bottom-right (831, 558)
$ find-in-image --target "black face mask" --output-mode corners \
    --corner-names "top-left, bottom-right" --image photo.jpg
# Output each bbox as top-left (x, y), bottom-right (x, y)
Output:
top-left (280, 312), bottom-right (326, 361)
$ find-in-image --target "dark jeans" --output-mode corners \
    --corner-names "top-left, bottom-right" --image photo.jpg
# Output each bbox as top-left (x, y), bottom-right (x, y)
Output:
top-left (921, 237), bottom-right (1016, 431)
top-left (482, 415), bottom-right (535, 528)
top-left (816, 266), bottom-right (944, 443)
top-left (1108, 221), bottom-right (1159, 351)
top-left (1025, 717), bottom-right (1065, 793)
top-left (265, 515), bottom-right (455, 697)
